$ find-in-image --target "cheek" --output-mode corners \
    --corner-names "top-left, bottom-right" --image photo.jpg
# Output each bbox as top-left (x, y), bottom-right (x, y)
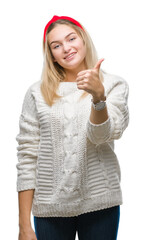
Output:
top-left (80, 44), bottom-right (86, 57)
top-left (77, 40), bottom-right (86, 53)
top-left (51, 50), bottom-right (57, 58)
top-left (51, 51), bottom-right (61, 61)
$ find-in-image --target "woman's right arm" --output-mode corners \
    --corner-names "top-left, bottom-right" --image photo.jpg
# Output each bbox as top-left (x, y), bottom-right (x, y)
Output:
top-left (16, 86), bottom-right (40, 239)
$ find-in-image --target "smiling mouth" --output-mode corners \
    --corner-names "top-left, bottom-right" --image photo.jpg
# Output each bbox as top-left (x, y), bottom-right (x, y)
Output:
top-left (64, 52), bottom-right (77, 60)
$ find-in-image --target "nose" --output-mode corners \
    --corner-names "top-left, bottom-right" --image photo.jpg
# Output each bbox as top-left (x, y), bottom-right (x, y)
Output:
top-left (63, 42), bottom-right (71, 53)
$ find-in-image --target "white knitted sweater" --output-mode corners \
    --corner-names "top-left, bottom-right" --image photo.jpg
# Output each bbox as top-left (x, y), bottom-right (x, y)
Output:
top-left (16, 72), bottom-right (129, 217)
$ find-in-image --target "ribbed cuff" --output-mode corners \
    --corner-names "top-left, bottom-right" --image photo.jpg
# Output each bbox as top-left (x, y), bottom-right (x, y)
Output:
top-left (17, 181), bottom-right (36, 192)
top-left (86, 117), bottom-right (111, 145)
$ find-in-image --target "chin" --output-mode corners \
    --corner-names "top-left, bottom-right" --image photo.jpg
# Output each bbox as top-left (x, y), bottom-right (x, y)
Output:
top-left (63, 60), bottom-right (85, 71)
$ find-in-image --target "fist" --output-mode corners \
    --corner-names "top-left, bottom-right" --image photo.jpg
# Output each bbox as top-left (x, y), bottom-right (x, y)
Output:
top-left (76, 58), bottom-right (106, 101)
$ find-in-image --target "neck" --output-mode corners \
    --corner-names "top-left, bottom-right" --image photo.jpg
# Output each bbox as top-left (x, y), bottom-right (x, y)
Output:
top-left (65, 71), bottom-right (77, 82)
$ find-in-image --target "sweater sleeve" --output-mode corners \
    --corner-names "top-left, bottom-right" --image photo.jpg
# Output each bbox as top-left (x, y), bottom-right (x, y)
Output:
top-left (15, 86), bottom-right (40, 192)
top-left (86, 76), bottom-right (129, 146)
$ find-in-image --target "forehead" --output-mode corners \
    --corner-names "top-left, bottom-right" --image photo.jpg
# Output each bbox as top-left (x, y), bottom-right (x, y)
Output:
top-left (47, 24), bottom-right (78, 42)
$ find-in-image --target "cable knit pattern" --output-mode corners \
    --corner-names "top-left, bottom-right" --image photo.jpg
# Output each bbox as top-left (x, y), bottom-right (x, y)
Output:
top-left (16, 72), bottom-right (129, 217)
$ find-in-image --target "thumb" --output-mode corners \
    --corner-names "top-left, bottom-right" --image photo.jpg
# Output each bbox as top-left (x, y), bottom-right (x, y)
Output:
top-left (94, 58), bottom-right (105, 70)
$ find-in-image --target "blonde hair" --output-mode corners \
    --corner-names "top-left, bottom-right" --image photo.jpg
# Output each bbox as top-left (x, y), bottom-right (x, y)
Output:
top-left (40, 19), bottom-right (107, 106)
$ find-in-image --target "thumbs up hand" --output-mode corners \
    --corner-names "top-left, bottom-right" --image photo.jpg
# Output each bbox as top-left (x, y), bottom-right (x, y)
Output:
top-left (76, 58), bottom-right (106, 102)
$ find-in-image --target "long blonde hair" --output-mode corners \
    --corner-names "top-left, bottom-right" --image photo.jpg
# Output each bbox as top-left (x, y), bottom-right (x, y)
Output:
top-left (40, 19), bottom-right (107, 106)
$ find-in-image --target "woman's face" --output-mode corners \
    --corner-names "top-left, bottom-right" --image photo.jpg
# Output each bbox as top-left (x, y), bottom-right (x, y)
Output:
top-left (47, 24), bottom-right (86, 71)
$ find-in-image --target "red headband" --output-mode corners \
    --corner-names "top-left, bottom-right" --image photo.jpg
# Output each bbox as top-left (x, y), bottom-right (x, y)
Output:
top-left (43, 15), bottom-right (84, 42)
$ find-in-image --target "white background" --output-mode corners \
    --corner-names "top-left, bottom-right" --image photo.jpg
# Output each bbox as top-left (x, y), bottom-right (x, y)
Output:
top-left (0, 0), bottom-right (144, 239)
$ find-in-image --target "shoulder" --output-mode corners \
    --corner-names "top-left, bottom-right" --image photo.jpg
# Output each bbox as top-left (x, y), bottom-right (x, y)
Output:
top-left (102, 71), bottom-right (128, 86)
top-left (23, 80), bottom-right (41, 99)
top-left (102, 71), bottom-right (129, 96)
top-left (21, 80), bottom-right (41, 110)
top-left (27, 80), bottom-right (41, 93)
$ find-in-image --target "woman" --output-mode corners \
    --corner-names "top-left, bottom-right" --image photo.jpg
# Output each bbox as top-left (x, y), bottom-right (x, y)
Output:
top-left (16, 15), bottom-right (129, 240)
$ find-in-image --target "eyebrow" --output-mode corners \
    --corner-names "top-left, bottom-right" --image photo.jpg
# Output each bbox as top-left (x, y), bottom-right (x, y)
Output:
top-left (50, 32), bottom-right (77, 46)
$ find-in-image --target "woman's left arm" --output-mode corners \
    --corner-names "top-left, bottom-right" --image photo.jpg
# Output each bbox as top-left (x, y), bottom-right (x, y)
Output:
top-left (86, 77), bottom-right (129, 146)
top-left (76, 59), bottom-right (129, 146)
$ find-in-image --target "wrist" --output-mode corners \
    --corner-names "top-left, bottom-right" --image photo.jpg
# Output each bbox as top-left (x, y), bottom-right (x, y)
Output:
top-left (92, 97), bottom-right (100, 104)
top-left (92, 95), bottom-right (106, 103)
top-left (91, 95), bottom-right (106, 111)
top-left (19, 219), bottom-right (31, 229)
top-left (19, 224), bottom-right (32, 232)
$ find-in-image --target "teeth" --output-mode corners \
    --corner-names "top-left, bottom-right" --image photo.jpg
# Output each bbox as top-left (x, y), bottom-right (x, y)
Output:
top-left (66, 53), bottom-right (75, 59)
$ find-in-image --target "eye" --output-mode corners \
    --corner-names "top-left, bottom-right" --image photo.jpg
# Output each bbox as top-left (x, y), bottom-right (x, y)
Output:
top-left (69, 37), bottom-right (76, 41)
top-left (54, 44), bottom-right (60, 49)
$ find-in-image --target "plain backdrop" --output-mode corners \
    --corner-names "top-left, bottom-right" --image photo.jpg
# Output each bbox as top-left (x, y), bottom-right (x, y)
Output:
top-left (0, 0), bottom-right (144, 239)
